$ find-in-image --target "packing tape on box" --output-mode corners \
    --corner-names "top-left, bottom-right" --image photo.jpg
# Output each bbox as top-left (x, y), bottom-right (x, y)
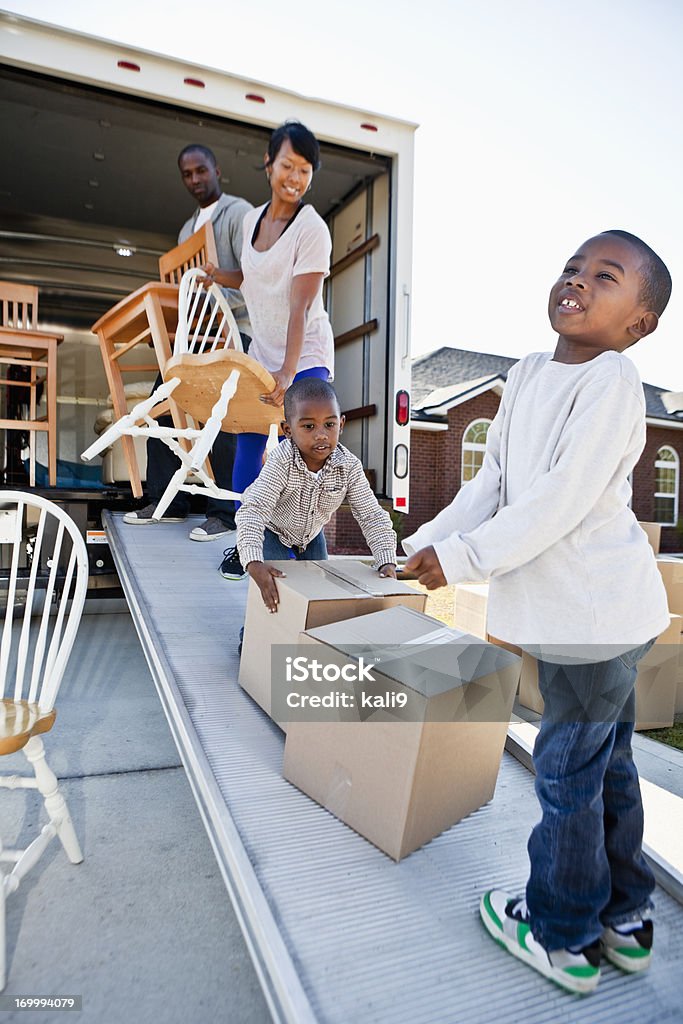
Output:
top-left (320, 562), bottom-right (384, 597)
top-left (403, 626), bottom-right (455, 645)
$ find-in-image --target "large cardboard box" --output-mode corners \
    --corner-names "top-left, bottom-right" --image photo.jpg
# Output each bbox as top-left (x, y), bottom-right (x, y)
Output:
top-left (516, 616), bottom-right (682, 730)
top-left (453, 581), bottom-right (522, 657)
top-left (638, 522), bottom-right (661, 554)
top-left (656, 557), bottom-right (683, 616)
top-left (238, 559), bottom-right (426, 723)
top-left (282, 605), bottom-right (521, 860)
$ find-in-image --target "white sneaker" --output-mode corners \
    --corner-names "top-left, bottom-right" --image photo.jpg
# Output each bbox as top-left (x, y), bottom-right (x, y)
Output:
top-left (480, 890), bottom-right (601, 995)
top-left (601, 918), bottom-right (653, 972)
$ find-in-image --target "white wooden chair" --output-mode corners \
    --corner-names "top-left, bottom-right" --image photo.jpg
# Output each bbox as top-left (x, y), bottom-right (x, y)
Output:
top-left (0, 491), bottom-right (88, 990)
top-left (82, 268), bottom-right (282, 519)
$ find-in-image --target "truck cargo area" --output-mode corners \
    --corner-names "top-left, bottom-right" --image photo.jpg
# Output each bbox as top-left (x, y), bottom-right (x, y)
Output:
top-left (0, 57), bottom-right (399, 498)
top-left (97, 512), bottom-right (683, 1024)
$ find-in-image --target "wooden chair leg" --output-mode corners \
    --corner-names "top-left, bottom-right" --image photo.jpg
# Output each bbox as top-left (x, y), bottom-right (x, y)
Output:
top-left (23, 737), bottom-right (83, 865)
top-left (47, 341), bottom-right (58, 487)
top-left (266, 422), bottom-right (279, 456)
top-left (152, 463), bottom-right (190, 521)
top-left (0, 849), bottom-right (6, 991)
top-left (96, 328), bottom-right (144, 498)
top-left (29, 364), bottom-right (36, 488)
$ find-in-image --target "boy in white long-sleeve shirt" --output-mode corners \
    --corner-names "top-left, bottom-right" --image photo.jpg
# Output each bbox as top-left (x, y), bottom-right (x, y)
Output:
top-left (404, 230), bottom-right (672, 995)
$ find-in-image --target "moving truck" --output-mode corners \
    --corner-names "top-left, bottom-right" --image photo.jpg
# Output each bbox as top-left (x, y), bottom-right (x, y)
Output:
top-left (0, 10), bottom-right (415, 584)
top-left (2, 17), bottom-right (683, 1024)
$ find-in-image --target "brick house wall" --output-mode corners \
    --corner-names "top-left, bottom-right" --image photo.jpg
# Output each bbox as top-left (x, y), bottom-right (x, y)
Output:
top-left (633, 425), bottom-right (683, 553)
top-left (325, 391), bottom-right (683, 556)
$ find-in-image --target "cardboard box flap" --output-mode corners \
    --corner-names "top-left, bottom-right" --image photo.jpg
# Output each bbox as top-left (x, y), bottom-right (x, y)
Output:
top-left (265, 559), bottom-right (419, 602)
top-left (304, 605), bottom-right (520, 699)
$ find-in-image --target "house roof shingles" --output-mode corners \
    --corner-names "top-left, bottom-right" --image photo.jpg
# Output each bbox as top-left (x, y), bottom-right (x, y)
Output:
top-left (411, 346), bottom-right (683, 424)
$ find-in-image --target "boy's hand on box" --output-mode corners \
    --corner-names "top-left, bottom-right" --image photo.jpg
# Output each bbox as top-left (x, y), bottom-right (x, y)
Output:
top-left (404, 546), bottom-right (447, 590)
top-left (247, 561), bottom-right (287, 613)
top-left (378, 563), bottom-right (397, 579)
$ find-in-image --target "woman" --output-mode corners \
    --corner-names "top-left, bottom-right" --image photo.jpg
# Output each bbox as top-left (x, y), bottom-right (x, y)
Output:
top-left (201, 120), bottom-right (334, 578)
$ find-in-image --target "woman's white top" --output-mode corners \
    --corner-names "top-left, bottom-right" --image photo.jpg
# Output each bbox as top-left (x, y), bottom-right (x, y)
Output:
top-left (403, 350), bottom-right (670, 659)
top-left (240, 203), bottom-right (334, 375)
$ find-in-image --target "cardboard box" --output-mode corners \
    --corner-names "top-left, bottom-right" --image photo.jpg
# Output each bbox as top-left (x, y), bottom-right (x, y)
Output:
top-left (238, 559), bottom-right (426, 724)
top-left (656, 557), bottom-right (683, 616)
top-left (454, 581), bottom-right (522, 657)
top-left (518, 652), bottom-right (544, 714)
top-left (516, 616), bottom-right (682, 730)
top-left (283, 605), bottom-right (521, 860)
top-left (635, 614), bottom-right (681, 730)
top-left (453, 582), bottom-right (489, 639)
top-left (676, 641), bottom-right (683, 716)
top-left (638, 522), bottom-right (661, 554)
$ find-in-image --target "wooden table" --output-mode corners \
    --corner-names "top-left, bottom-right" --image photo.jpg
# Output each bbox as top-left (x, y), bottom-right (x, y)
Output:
top-left (91, 282), bottom-right (180, 497)
top-left (0, 327), bottom-right (63, 487)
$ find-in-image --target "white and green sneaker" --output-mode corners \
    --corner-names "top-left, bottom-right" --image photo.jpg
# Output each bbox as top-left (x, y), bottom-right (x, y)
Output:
top-left (480, 890), bottom-right (601, 995)
top-left (601, 918), bottom-right (653, 973)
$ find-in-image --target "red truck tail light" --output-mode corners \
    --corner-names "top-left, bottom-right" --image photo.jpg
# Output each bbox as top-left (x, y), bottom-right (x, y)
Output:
top-left (395, 390), bottom-right (410, 426)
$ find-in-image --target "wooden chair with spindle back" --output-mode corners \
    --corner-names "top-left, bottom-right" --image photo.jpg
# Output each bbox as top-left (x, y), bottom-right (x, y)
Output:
top-left (0, 491), bottom-right (89, 990)
top-left (0, 283), bottom-right (62, 487)
top-left (82, 268), bottom-right (282, 517)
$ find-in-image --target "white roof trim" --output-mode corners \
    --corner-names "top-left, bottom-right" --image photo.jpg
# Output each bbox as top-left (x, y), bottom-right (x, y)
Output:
top-left (414, 375), bottom-right (506, 416)
top-left (410, 421), bottom-right (449, 432)
top-left (646, 417), bottom-right (683, 431)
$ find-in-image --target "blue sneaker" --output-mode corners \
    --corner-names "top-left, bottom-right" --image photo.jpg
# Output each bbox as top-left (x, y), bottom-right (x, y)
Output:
top-left (480, 890), bottom-right (601, 995)
top-left (219, 546), bottom-right (246, 581)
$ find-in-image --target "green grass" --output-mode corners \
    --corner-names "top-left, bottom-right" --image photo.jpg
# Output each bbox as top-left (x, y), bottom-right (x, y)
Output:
top-left (641, 719), bottom-right (683, 752)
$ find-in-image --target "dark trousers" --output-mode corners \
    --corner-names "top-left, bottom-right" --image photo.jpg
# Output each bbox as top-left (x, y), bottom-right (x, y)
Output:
top-left (146, 415), bottom-right (236, 526)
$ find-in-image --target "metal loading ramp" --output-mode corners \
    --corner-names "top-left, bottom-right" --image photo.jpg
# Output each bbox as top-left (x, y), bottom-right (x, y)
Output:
top-left (104, 512), bottom-right (683, 1024)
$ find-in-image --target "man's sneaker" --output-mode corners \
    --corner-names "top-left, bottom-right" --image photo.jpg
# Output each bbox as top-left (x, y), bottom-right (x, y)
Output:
top-left (480, 890), bottom-right (601, 995)
top-left (123, 503), bottom-right (186, 525)
top-left (601, 918), bottom-right (653, 973)
top-left (219, 546), bottom-right (246, 580)
top-left (190, 517), bottom-right (236, 542)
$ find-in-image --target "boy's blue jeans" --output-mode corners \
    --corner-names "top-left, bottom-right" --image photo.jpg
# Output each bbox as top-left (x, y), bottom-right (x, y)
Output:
top-left (526, 640), bottom-right (656, 951)
top-left (262, 527), bottom-right (328, 561)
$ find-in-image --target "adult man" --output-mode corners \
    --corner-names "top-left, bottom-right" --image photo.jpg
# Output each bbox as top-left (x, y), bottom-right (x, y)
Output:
top-left (124, 145), bottom-right (252, 541)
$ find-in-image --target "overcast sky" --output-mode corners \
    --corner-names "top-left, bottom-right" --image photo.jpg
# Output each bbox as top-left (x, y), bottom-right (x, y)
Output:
top-left (5, 0), bottom-right (683, 390)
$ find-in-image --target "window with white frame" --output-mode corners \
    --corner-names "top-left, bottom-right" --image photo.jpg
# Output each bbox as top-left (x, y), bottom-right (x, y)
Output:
top-left (654, 445), bottom-right (679, 525)
top-left (462, 419), bottom-right (491, 483)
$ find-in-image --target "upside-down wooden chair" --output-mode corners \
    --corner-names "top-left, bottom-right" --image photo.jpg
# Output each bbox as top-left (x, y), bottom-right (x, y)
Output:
top-left (90, 222), bottom-right (220, 497)
top-left (0, 491), bottom-right (88, 990)
top-left (83, 268), bottom-right (283, 518)
top-left (0, 283), bottom-right (62, 487)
